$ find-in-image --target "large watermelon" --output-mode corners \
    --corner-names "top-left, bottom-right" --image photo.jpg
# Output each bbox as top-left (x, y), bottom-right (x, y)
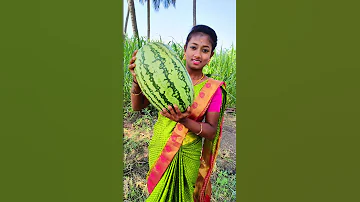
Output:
top-left (134, 42), bottom-right (194, 112)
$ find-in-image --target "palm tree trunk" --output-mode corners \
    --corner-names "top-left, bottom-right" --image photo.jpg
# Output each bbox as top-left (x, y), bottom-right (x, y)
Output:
top-left (193, 0), bottom-right (196, 26)
top-left (147, 0), bottom-right (150, 40)
top-left (128, 0), bottom-right (139, 38)
top-left (124, 6), bottom-right (130, 35)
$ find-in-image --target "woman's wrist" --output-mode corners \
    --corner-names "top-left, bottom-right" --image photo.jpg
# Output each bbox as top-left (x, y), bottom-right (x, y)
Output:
top-left (131, 89), bottom-right (142, 96)
top-left (131, 84), bottom-right (142, 95)
top-left (179, 117), bottom-right (188, 124)
top-left (133, 78), bottom-right (139, 85)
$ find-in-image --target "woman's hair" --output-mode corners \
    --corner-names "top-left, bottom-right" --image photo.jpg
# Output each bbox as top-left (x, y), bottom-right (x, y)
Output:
top-left (185, 25), bottom-right (218, 52)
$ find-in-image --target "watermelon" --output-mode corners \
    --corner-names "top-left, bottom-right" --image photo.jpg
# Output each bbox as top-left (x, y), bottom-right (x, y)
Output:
top-left (134, 42), bottom-right (194, 112)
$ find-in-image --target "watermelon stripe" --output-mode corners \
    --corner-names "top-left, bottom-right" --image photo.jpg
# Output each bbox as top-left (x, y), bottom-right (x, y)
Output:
top-left (154, 43), bottom-right (194, 110)
top-left (156, 43), bottom-right (192, 111)
top-left (134, 42), bottom-right (194, 112)
top-left (139, 44), bottom-right (171, 111)
top-left (155, 44), bottom-right (188, 110)
top-left (136, 46), bottom-right (165, 111)
top-left (149, 43), bottom-right (182, 110)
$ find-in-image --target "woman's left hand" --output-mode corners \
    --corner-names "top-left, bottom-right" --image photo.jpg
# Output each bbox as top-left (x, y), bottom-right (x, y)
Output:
top-left (160, 105), bottom-right (191, 123)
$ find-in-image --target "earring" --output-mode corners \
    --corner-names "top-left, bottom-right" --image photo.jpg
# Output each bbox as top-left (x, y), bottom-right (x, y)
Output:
top-left (183, 54), bottom-right (186, 60)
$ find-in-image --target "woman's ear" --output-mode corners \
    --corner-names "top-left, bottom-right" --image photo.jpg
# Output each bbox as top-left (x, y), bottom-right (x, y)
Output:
top-left (183, 45), bottom-right (187, 52)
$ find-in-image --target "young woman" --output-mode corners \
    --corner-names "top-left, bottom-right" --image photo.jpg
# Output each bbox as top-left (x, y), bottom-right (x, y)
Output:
top-left (128, 25), bottom-right (226, 202)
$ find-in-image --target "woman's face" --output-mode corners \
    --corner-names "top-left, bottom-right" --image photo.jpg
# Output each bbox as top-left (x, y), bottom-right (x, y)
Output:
top-left (184, 33), bottom-right (214, 71)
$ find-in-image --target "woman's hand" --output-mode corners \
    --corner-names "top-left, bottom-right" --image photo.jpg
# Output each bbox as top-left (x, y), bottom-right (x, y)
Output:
top-left (160, 105), bottom-right (191, 123)
top-left (128, 50), bottom-right (138, 83)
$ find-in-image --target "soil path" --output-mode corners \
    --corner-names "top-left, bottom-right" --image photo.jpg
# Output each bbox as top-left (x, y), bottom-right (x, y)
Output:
top-left (216, 113), bottom-right (237, 174)
top-left (220, 113), bottom-right (237, 154)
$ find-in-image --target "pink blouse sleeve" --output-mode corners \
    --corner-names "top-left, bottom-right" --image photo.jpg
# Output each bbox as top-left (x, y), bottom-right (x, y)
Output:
top-left (207, 86), bottom-right (223, 112)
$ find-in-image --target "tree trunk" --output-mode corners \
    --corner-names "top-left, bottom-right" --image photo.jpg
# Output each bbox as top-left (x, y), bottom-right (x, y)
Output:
top-left (147, 0), bottom-right (150, 40)
top-left (124, 5), bottom-right (130, 35)
top-left (128, 0), bottom-right (139, 38)
top-left (193, 0), bottom-right (196, 26)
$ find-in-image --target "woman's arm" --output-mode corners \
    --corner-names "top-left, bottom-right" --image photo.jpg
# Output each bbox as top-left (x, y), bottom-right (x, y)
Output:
top-left (180, 112), bottom-right (220, 140)
top-left (130, 81), bottom-right (150, 111)
top-left (128, 50), bottom-right (150, 111)
top-left (160, 105), bottom-right (220, 141)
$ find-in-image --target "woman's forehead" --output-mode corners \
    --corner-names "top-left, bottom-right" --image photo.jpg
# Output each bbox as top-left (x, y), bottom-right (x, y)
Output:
top-left (189, 33), bottom-right (212, 46)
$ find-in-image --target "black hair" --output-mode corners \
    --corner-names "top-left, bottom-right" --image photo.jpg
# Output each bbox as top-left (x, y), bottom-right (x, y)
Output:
top-left (185, 25), bottom-right (218, 52)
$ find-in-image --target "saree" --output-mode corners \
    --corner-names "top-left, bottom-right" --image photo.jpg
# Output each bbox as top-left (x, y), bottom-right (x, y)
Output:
top-left (146, 78), bottom-right (227, 202)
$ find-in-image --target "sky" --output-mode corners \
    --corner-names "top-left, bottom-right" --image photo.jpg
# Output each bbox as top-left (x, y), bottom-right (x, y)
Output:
top-left (123, 0), bottom-right (236, 50)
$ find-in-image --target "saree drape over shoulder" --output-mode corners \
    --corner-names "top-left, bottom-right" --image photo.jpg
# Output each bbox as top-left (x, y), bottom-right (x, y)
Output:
top-left (146, 78), bottom-right (227, 202)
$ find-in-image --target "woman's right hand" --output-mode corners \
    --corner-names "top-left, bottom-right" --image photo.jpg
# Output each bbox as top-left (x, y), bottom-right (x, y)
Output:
top-left (128, 50), bottom-right (138, 83)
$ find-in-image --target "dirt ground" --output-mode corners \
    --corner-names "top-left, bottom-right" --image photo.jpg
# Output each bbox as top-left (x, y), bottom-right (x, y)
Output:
top-left (220, 112), bottom-right (237, 153)
top-left (216, 112), bottom-right (237, 174)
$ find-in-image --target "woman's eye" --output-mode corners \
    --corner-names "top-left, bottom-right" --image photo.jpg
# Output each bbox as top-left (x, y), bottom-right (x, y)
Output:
top-left (202, 49), bottom-right (209, 53)
top-left (190, 46), bottom-right (196, 50)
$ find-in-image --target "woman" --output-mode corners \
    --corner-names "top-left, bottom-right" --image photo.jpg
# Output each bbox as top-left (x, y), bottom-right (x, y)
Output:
top-left (129, 25), bottom-right (226, 202)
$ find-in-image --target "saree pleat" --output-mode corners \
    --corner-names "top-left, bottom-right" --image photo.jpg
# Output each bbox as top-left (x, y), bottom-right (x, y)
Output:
top-left (146, 80), bottom-right (225, 202)
top-left (147, 137), bottom-right (202, 202)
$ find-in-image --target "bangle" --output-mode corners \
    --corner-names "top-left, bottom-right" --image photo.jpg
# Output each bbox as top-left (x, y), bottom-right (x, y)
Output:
top-left (196, 123), bottom-right (203, 136)
top-left (131, 90), bottom-right (142, 96)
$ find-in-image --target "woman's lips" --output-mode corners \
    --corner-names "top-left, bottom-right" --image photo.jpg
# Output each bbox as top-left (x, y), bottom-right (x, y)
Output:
top-left (192, 59), bottom-right (201, 65)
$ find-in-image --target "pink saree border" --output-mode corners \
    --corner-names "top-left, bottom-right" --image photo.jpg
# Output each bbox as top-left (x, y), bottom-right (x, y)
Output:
top-left (194, 82), bottom-right (226, 202)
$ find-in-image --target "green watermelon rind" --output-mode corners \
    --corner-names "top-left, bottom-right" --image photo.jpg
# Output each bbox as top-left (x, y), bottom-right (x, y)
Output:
top-left (134, 42), bottom-right (194, 112)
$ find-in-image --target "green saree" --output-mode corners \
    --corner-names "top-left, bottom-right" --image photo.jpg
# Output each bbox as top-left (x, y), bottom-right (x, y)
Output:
top-left (146, 79), bottom-right (226, 202)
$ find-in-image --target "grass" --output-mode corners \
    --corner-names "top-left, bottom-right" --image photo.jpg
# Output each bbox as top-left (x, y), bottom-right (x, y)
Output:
top-left (123, 133), bottom-right (149, 201)
top-left (211, 169), bottom-right (237, 202)
top-left (123, 112), bottom-right (152, 201)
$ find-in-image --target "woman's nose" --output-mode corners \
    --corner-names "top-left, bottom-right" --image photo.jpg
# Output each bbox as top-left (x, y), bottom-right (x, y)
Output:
top-left (193, 50), bottom-right (201, 58)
